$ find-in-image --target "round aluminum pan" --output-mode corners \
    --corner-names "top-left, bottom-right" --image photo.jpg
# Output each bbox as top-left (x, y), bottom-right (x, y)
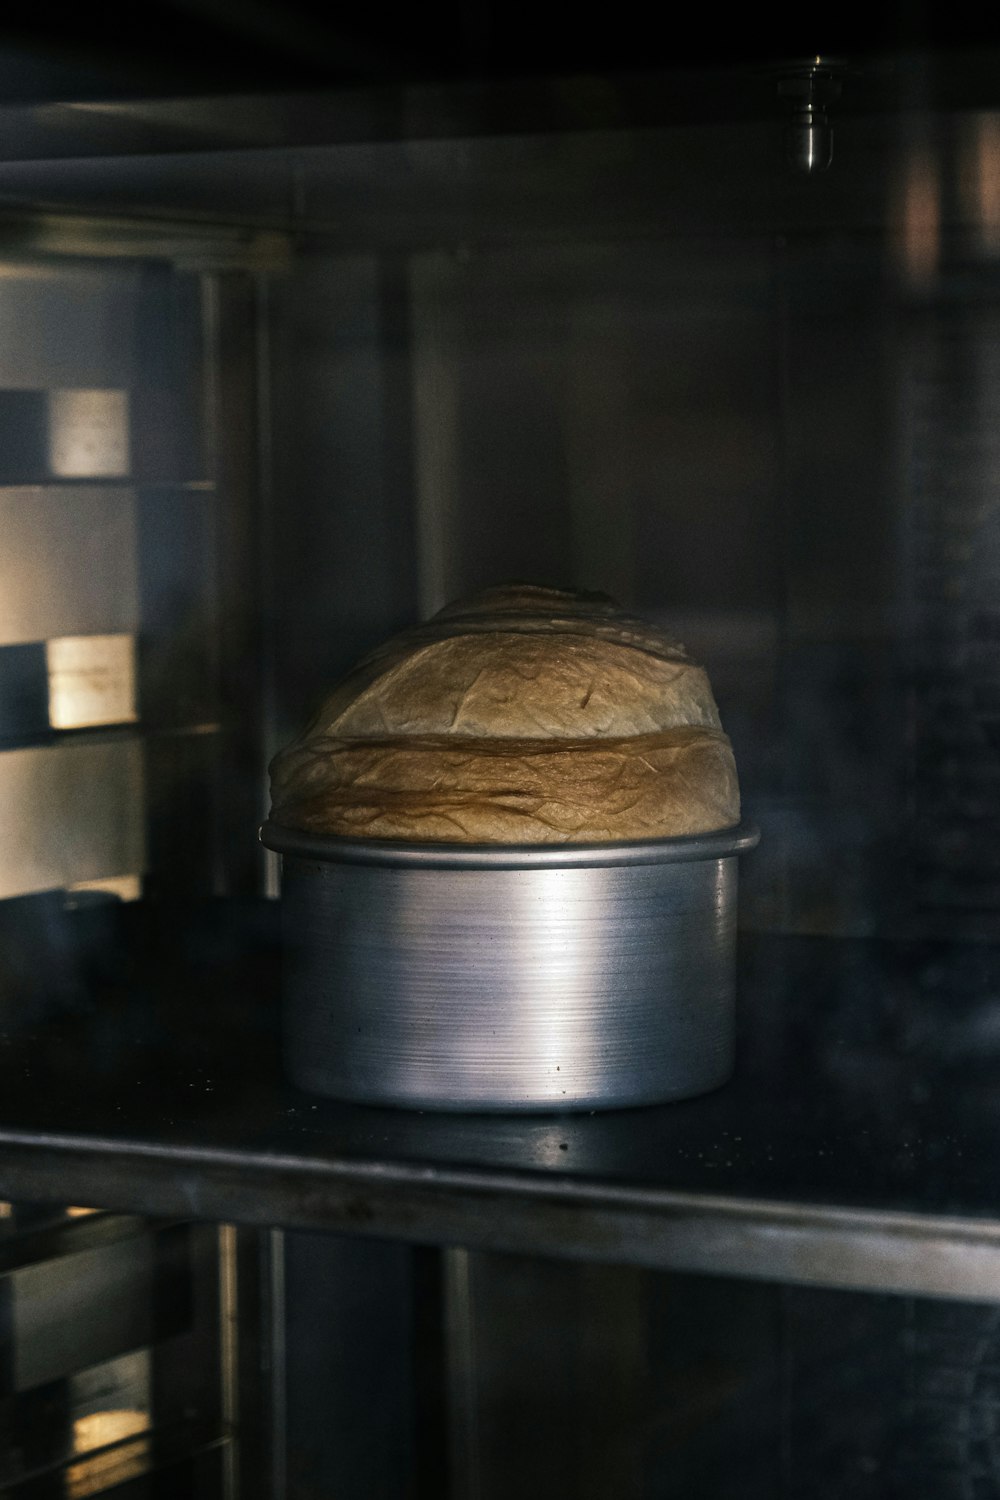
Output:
top-left (260, 820), bottom-right (760, 1113)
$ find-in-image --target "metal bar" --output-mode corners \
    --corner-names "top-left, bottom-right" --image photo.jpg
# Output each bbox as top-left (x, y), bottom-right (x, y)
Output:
top-left (202, 270), bottom-right (271, 897)
top-left (443, 1248), bottom-right (481, 1500)
top-left (198, 268), bottom-right (226, 901)
top-left (0, 721), bottom-right (220, 753)
top-left (0, 212), bottom-right (291, 270)
top-left (218, 1223), bottom-right (239, 1500)
top-left (0, 1212), bottom-right (159, 1278)
top-left (0, 1140), bottom-right (999, 1303)
top-left (253, 271), bottom-right (280, 901)
top-left (268, 1228), bottom-right (287, 1500)
top-left (410, 250), bottom-right (460, 619)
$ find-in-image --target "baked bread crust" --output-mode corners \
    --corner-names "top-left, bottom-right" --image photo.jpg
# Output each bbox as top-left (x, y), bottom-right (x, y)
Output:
top-left (270, 726), bottom-right (738, 844)
top-left (269, 585), bottom-right (740, 844)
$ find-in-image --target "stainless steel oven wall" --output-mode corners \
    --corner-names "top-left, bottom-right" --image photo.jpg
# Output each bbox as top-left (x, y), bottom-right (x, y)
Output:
top-left (0, 245), bottom-right (273, 1498)
top-left (0, 265), bottom-right (147, 907)
top-left (254, 106), bottom-right (998, 946)
top-left (0, 259), bottom-right (212, 906)
top-left (0, 248), bottom-right (268, 1061)
top-left (266, 249), bottom-right (420, 755)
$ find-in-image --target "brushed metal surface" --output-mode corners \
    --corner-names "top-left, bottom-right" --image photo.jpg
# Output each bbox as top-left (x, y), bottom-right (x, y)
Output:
top-left (0, 485), bottom-right (138, 647)
top-left (0, 740), bottom-right (145, 900)
top-left (261, 821), bottom-right (759, 869)
top-left (264, 824), bottom-right (758, 1111)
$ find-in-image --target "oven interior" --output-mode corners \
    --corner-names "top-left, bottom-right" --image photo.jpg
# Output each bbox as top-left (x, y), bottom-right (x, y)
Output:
top-left (0, 49), bottom-right (997, 1498)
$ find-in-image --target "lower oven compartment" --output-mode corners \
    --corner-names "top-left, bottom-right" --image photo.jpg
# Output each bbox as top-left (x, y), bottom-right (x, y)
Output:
top-left (425, 1252), bottom-right (1000, 1500)
top-left (1, 1208), bottom-right (997, 1498)
top-left (0, 1208), bottom-right (243, 1498)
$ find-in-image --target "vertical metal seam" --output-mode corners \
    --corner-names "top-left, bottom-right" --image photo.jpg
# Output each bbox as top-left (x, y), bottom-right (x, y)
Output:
top-left (777, 1282), bottom-right (793, 1498)
top-left (218, 1223), bottom-right (239, 1499)
top-left (410, 252), bottom-right (458, 619)
top-left (269, 1226), bottom-right (288, 1500)
top-left (444, 1247), bottom-right (481, 1500)
top-left (254, 270), bottom-right (281, 900)
top-left (198, 269), bottom-right (227, 897)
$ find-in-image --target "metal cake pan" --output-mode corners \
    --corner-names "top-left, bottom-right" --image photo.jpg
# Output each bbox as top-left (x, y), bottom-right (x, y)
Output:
top-left (259, 819), bottom-right (760, 1112)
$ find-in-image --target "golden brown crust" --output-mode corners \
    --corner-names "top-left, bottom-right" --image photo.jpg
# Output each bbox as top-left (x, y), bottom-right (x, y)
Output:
top-left (269, 585), bottom-right (741, 845)
top-left (296, 591), bottom-right (709, 744)
top-left (314, 631), bottom-right (719, 741)
top-left (269, 727), bottom-right (740, 844)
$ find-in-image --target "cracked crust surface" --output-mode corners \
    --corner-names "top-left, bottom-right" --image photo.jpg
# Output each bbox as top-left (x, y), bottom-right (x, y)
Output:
top-left (269, 585), bottom-right (741, 843)
top-left (269, 727), bottom-right (739, 843)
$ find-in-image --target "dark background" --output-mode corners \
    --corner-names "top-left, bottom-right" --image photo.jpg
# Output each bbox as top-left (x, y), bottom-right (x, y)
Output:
top-left (0, 1), bottom-right (998, 102)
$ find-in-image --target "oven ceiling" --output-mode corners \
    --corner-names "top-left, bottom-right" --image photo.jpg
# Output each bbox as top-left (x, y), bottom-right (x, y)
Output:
top-left (0, 2), bottom-right (999, 102)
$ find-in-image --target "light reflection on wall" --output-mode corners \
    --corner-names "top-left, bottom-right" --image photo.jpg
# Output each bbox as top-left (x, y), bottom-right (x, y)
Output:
top-left (65, 1348), bottom-right (152, 1498)
top-left (47, 389), bottom-right (129, 480)
top-left (66, 875), bottom-right (142, 904)
top-left (65, 1421), bottom-right (150, 1499)
top-left (72, 1409), bottom-right (150, 1456)
top-left (46, 633), bottom-right (137, 730)
top-left (965, 113), bottom-right (1000, 255)
top-left (899, 142), bottom-right (941, 288)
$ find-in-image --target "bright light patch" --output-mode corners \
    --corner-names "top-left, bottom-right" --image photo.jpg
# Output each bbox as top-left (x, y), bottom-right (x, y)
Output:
top-left (46, 634), bottom-right (137, 730)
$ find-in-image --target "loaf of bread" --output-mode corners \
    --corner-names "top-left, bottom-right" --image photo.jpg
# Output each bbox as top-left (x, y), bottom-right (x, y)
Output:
top-left (268, 584), bottom-right (739, 843)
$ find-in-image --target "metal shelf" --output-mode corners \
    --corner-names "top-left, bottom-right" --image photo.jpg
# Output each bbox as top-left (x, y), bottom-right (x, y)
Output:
top-left (0, 480), bottom-right (214, 491)
top-left (2, 899), bottom-right (999, 1302)
top-left (0, 1208), bottom-right (157, 1277)
top-left (0, 721), bottom-right (221, 753)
